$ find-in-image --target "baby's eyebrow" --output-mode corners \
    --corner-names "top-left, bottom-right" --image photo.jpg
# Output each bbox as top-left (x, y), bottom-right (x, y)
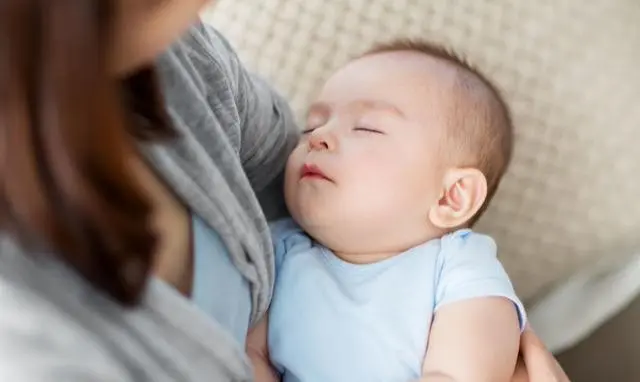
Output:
top-left (307, 102), bottom-right (331, 117)
top-left (307, 100), bottom-right (405, 118)
top-left (358, 100), bottom-right (405, 118)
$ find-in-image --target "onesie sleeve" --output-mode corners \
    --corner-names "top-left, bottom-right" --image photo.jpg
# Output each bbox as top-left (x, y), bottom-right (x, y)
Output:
top-left (434, 230), bottom-right (527, 331)
top-left (269, 219), bottom-right (308, 278)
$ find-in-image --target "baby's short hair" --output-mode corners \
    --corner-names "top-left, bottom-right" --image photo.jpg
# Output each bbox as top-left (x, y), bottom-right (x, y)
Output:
top-left (365, 39), bottom-right (514, 225)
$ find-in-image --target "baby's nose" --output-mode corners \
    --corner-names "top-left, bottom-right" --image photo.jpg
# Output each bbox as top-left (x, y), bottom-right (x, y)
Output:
top-left (308, 130), bottom-right (336, 151)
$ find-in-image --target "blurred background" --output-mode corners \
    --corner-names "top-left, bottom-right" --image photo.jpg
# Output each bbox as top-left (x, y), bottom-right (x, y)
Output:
top-left (203, 1), bottom-right (640, 380)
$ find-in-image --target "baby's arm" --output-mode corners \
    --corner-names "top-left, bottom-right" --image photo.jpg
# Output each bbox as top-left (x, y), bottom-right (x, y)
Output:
top-left (246, 313), bottom-right (279, 382)
top-left (419, 231), bottom-right (525, 382)
top-left (420, 297), bottom-right (520, 382)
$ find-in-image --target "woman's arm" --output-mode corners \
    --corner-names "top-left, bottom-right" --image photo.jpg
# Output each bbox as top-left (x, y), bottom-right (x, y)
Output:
top-left (232, 59), bottom-right (299, 221)
top-left (511, 326), bottom-right (571, 382)
top-left (234, 70), bottom-right (299, 193)
top-left (202, 25), bottom-right (299, 217)
top-left (172, 22), bottom-right (300, 220)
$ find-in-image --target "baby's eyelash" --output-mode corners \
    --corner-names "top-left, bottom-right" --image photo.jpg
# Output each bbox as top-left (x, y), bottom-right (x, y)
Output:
top-left (354, 127), bottom-right (383, 134)
top-left (302, 128), bottom-right (316, 134)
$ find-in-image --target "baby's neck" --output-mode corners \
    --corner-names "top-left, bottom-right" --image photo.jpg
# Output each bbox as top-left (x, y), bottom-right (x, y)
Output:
top-left (331, 250), bottom-right (401, 265)
top-left (314, 230), bottom-right (446, 264)
top-left (309, 225), bottom-right (447, 265)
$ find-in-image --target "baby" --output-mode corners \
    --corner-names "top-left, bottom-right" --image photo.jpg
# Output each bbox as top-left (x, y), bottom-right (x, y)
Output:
top-left (247, 39), bottom-right (525, 382)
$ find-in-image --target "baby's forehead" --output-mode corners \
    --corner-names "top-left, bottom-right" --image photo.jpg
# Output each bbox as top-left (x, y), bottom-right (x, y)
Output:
top-left (328, 50), bottom-right (458, 89)
top-left (316, 51), bottom-right (462, 120)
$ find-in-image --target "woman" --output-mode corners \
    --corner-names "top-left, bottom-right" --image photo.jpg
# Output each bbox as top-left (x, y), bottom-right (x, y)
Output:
top-left (0, 0), bottom-right (568, 381)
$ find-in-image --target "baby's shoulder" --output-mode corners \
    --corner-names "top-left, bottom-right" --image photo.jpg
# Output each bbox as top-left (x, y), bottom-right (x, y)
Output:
top-left (434, 229), bottom-right (500, 271)
top-left (438, 229), bottom-right (498, 258)
top-left (434, 229), bottom-right (526, 329)
top-left (269, 218), bottom-right (308, 244)
top-left (269, 219), bottom-right (316, 265)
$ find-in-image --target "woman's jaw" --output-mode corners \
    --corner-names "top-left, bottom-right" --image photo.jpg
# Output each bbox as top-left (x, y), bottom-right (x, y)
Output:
top-left (109, 0), bottom-right (214, 75)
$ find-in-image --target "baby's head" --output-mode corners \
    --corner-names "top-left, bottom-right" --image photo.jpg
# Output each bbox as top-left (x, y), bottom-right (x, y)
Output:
top-left (284, 39), bottom-right (513, 259)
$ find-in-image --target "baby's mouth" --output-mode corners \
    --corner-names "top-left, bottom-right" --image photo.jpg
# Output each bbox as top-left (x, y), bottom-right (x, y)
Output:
top-left (300, 163), bottom-right (332, 182)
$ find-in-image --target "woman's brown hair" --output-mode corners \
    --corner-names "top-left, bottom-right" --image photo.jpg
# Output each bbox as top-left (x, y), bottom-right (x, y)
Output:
top-left (0, 0), bottom-right (175, 305)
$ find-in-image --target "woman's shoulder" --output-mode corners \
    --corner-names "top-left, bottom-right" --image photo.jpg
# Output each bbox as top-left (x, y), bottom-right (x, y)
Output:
top-left (0, 241), bottom-right (132, 380)
top-left (0, 238), bottom-right (251, 381)
top-left (155, 20), bottom-right (243, 138)
top-left (0, 291), bottom-right (128, 380)
top-left (161, 20), bottom-right (240, 88)
top-left (157, 19), bottom-right (262, 117)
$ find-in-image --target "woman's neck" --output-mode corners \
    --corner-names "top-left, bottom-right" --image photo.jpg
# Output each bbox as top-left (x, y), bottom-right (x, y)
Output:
top-left (131, 157), bottom-right (194, 296)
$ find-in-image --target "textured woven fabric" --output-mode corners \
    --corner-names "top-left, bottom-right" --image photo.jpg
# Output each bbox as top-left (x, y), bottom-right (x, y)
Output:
top-left (202, 0), bottom-right (640, 304)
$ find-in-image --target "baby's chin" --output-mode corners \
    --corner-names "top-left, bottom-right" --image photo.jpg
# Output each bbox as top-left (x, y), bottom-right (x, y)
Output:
top-left (286, 188), bottom-right (329, 220)
top-left (290, 206), bottom-right (329, 235)
top-left (287, 202), bottom-right (338, 241)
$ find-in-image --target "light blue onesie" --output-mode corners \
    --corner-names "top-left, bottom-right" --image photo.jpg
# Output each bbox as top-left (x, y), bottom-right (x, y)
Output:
top-left (268, 219), bottom-right (526, 382)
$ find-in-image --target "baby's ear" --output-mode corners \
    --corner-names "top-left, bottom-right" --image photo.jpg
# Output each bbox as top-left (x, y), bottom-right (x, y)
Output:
top-left (428, 168), bottom-right (488, 229)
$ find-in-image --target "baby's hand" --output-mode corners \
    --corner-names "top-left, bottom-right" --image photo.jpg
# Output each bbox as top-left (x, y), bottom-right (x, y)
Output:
top-left (246, 314), bottom-right (279, 382)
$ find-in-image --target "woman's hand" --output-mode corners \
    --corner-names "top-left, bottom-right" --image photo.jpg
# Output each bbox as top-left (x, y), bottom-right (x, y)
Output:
top-left (512, 325), bottom-right (571, 382)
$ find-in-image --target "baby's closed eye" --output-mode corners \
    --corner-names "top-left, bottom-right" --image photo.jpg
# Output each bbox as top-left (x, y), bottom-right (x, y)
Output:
top-left (353, 126), bottom-right (384, 134)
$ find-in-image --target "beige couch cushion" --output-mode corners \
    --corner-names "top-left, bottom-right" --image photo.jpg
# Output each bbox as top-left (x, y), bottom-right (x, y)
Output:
top-left (203, 0), bottom-right (640, 303)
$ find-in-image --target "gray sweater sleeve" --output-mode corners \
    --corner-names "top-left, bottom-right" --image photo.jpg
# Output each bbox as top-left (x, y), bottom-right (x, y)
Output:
top-left (193, 24), bottom-right (300, 219)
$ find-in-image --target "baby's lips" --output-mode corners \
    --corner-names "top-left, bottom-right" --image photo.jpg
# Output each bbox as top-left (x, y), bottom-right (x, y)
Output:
top-left (300, 163), bottom-right (332, 182)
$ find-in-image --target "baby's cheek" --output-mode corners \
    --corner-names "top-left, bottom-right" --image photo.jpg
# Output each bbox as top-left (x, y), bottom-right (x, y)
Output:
top-left (284, 147), bottom-right (303, 178)
top-left (368, 161), bottom-right (427, 202)
top-left (283, 155), bottom-right (302, 207)
top-left (349, 163), bottom-right (405, 203)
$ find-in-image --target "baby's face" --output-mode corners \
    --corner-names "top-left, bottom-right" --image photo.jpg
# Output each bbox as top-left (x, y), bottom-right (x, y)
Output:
top-left (285, 51), bottom-right (459, 254)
